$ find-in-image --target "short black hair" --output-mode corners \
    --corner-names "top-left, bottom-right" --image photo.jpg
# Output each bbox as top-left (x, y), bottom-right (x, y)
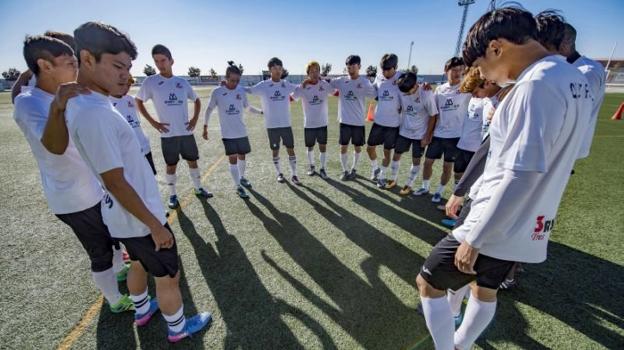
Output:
top-left (444, 57), bottom-right (464, 72)
top-left (345, 55), bottom-right (361, 66)
top-left (397, 72), bottom-right (418, 93)
top-left (535, 10), bottom-right (567, 51)
top-left (268, 57), bottom-right (283, 69)
top-left (43, 31), bottom-right (75, 50)
top-left (73, 22), bottom-right (137, 64)
top-left (23, 35), bottom-right (74, 77)
top-left (226, 61), bottom-right (241, 78)
top-left (152, 44), bottom-right (172, 60)
top-left (562, 22), bottom-right (577, 46)
top-left (462, 7), bottom-right (537, 67)
top-left (380, 53), bottom-right (398, 70)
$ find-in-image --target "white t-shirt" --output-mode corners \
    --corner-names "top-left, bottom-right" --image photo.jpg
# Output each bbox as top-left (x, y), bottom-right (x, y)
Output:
top-left (452, 55), bottom-right (593, 263)
top-left (398, 87), bottom-right (438, 140)
top-left (247, 79), bottom-right (296, 129)
top-left (205, 85), bottom-right (250, 139)
top-left (433, 82), bottom-right (471, 138)
top-left (373, 72), bottom-right (402, 127)
top-left (481, 96), bottom-right (498, 139)
top-left (136, 74), bottom-right (198, 138)
top-left (66, 91), bottom-right (167, 238)
top-left (457, 97), bottom-right (486, 152)
top-left (292, 80), bottom-right (332, 128)
top-left (329, 76), bottom-right (376, 126)
top-left (573, 55), bottom-right (606, 159)
top-left (13, 87), bottom-right (104, 215)
top-left (110, 95), bottom-right (151, 155)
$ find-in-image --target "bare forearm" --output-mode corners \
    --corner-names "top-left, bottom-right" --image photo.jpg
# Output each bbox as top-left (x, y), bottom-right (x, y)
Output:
top-left (425, 115), bottom-right (437, 139)
top-left (136, 100), bottom-right (157, 124)
top-left (192, 99), bottom-right (201, 120)
top-left (41, 104), bottom-right (69, 154)
top-left (11, 71), bottom-right (32, 104)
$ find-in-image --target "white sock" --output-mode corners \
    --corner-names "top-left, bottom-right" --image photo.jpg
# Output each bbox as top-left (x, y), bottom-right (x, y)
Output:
top-left (352, 151), bottom-right (361, 170)
top-left (454, 297), bottom-right (497, 349)
top-left (130, 289), bottom-right (150, 315)
top-left (307, 150), bottom-right (314, 168)
top-left (370, 159), bottom-right (378, 171)
top-left (320, 152), bottom-right (327, 169)
top-left (189, 167), bottom-right (202, 190)
top-left (406, 165), bottom-right (421, 187)
top-left (379, 166), bottom-right (387, 180)
top-left (238, 159), bottom-right (246, 179)
top-left (229, 164), bottom-right (240, 187)
top-left (112, 246), bottom-right (125, 274)
top-left (289, 156), bottom-right (298, 176)
top-left (421, 296), bottom-right (455, 350)
top-left (340, 153), bottom-right (348, 172)
top-left (166, 174), bottom-right (177, 196)
top-left (273, 156), bottom-right (281, 175)
top-left (448, 284), bottom-right (471, 317)
top-left (390, 160), bottom-right (400, 181)
top-left (92, 268), bottom-right (122, 305)
top-left (436, 183), bottom-right (446, 195)
top-left (163, 305), bottom-right (186, 333)
top-left (422, 179), bottom-right (430, 191)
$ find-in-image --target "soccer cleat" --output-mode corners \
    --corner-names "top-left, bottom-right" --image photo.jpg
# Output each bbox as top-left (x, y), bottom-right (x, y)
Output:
top-left (412, 187), bottom-right (429, 196)
top-left (135, 298), bottom-right (159, 326)
top-left (347, 169), bottom-right (358, 180)
top-left (436, 204), bottom-right (446, 211)
top-left (291, 176), bottom-right (302, 186)
top-left (319, 168), bottom-right (329, 179)
top-left (240, 177), bottom-right (252, 188)
top-left (431, 193), bottom-right (442, 203)
top-left (370, 168), bottom-right (381, 182)
top-left (499, 278), bottom-right (519, 291)
top-left (399, 185), bottom-right (412, 196)
top-left (340, 171), bottom-right (349, 181)
top-left (441, 218), bottom-right (457, 228)
top-left (376, 178), bottom-right (387, 188)
top-left (385, 180), bottom-right (397, 190)
top-left (167, 312), bottom-right (213, 343)
top-left (277, 173), bottom-right (286, 183)
top-left (116, 263), bottom-right (130, 282)
top-left (236, 186), bottom-right (249, 199)
top-left (109, 294), bottom-right (135, 313)
top-left (307, 165), bottom-right (316, 176)
top-left (195, 188), bottom-right (214, 199)
top-left (168, 195), bottom-right (180, 209)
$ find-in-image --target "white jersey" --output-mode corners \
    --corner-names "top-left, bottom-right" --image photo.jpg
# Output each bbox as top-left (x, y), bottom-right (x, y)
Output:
top-left (398, 87), bottom-right (438, 140)
top-left (433, 82), bottom-right (471, 138)
top-left (66, 91), bottom-right (167, 238)
top-left (330, 76), bottom-right (376, 126)
top-left (457, 97), bottom-right (486, 152)
top-left (573, 55), bottom-right (606, 159)
top-left (247, 79), bottom-right (296, 129)
top-left (481, 96), bottom-right (498, 139)
top-left (136, 74), bottom-right (198, 138)
top-left (292, 80), bottom-right (332, 128)
top-left (373, 72), bottom-right (402, 127)
top-left (205, 85), bottom-right (251, 139)
top-left (110, 95), bottom-right (151, 155)
top-left (452, 55), bottom-right (593, 263)
top-left (13, 87), bottom-right (103, 215)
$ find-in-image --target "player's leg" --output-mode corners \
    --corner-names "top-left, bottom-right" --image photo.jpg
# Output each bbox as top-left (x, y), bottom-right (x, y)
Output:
top-left (284, 127), bottom-right (300, 185)
top-left (181, 135), bottom-right (212, 199)
top-left (415, 137), bottom-right (442, 196)
top-left (238, 137), bottom-right (252, 189)
top-left (304, 128), bottom-right (316, 176)
top-left (338, 124), bottom-right (351, 179)
top-left (162, 137), bottom-right (181, 208)
top-left (318, 127), bottom-right (329, 179)
top-left (366, 124), bottom-right (382, 181)
top-left (433, 138), bottom-right (459, 203)
top-left (383, 127), bottom-right (400, 189)
top-left (268, 128), bottom-right (284, 182)
top-left (349, 126), bottom-right (365, 180)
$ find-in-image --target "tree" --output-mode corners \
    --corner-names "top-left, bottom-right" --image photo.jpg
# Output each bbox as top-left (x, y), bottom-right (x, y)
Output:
top-left (209, 68), bottom-right (218, 80)
top-left (366, 65), bottom-right (377, 79)
top-left (143, 64), bottom-right (156, 76)
top-left (2, 68), bottom-right (21, 81)
top-left (321, 63), bottom-right (332, 77)
top-left (408, 65), bottom-right (418, 75)
top-left (188, 66), bottom-right (201, 78)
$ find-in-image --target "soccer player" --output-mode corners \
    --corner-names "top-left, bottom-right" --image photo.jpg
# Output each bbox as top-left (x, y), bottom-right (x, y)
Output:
top-left (413, 57), bottom-right (471, 203)
top-left (110, 76), bottom-right (156, 174)
top-left (367, 54), bottom-right (402, 188)
top-left (294, 61), bottom-right (333, 179)
top-left (136, 44), bottom-right (211, 209)
top-left (390, 72), bottom-right (438, 195)
top-left (416, 8), bottom-right (592, 349)
top-left (246, 57), bottom-right (300, 184)
top-left (203, 62), bottom-right (263, 198)
top-left (13, 35), bottom-right (133, 314)
top-left (329, 55), bottom-right (377, 180)
top-left (64, 22), bottom-right (212, 342)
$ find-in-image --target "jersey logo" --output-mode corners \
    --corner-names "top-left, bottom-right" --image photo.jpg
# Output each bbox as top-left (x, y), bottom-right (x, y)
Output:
top-left (356, 83), bottom-right (362, 89)
top-left (127, 101), bottom-right (134, 108)
top-left (226, 104), bottom-right (240, 115)
top-left (345, 91), bottom-right (356, 100)
top-left (310, 95), bottom-right (321, 105)
top-left (236, 94), bottom-right (241, 100)
top-left (445, 98), bottom-right (454, 107)
top-left (532, 215), bottom-right (555, 241)
top-left (319, 86), bottom-right (325, 92)
top-left (164, 93), bottom-right (182, 106)
top-left (158, 81), bottom-right (164, 85)
top-left (104, 194), bottom-right (114, 209)
top-left (281, 82), bottom-right (286, 88)
top-left (406, 105), bottom-right (414, 112)
top-left (176, 82), bottom-right (183, 89)
top-left (569, 82), bottom-right (590, 99)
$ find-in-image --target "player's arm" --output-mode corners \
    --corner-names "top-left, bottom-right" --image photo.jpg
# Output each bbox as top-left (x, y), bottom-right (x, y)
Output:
top-left (203, 91), bottom-right (218, 140)
top-left (421, 91), bottom-right (439, 147)
top-left (241, 91), bottom-right (263, 115)
top-left (186, 83), bottom-right (200, 131)
top-left (11, 70), bottom-right (33, 104)
top-left (41, 82), bottom-right (90, 155)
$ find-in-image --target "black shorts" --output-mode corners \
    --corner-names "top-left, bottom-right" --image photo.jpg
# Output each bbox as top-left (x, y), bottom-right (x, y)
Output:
top-left (425, 137), bottom-right (460, 162)
top-left (367, 123), bottom-right (399, 149)
top-left (304, 126), bottom-right (328, 147)
top-left (145, 152), bottom-right (157, 175)
top-left (161, 135), bottom-right (200, 166)
top-left (223, 137), bottom-right (251, 155)
top-left (116, 223), bottom-right (179, 278)
top-left (56, 202), bottom-right (115, 272)
top-left (339, 123), bottom-right (365, 146)
top-left (394, 135), bottom-right (424, 158)
top-left (454, 149), bottom-right (475, 173)
top-left (267, 127), bottom-right (294, 150)
top-left (419, 235), bottom-right (515, 291)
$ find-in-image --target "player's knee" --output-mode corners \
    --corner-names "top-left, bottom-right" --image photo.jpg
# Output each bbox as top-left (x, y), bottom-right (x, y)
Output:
top-left (472, 285), bottom-right (498, 302)
top-left (89, 249), bottom-right (114, 272)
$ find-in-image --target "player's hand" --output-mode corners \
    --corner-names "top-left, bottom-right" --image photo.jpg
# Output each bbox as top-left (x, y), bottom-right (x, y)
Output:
top-left (445, 194), bottom-right (464, 219)
top-left (455, 241), bottom-right (478, 275)
top-left (150, 120), bottom-right (170, 133)
top-left (302, 78), bottom-right (311, 88)
top-left (422, 82), bottom-right (433, 91)
top-left (421, 135), bottom-right (432, 147)
top-left (151, 225), bottom-right (174, 251)
top-left (186, 117), bottom-right (198, 131)
top-left (202, 127), bottom-right (209, 140)
top-left (52, 82), bottom-right (90, 112)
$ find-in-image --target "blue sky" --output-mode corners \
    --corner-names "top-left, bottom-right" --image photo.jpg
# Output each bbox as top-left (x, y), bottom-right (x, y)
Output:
top-left (1, 0), bottom-right (622, 76)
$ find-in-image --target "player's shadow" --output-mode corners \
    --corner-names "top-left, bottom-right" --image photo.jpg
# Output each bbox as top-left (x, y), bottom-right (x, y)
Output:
top-left (177, 203), bottom-right (335, 349)
top-left (245, 189), bottom-right (429, 350)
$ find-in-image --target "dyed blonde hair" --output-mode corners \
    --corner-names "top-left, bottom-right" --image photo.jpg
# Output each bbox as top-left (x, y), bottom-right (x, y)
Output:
top-left (306, 61), bottom-right (320, 75)
top-left (459, 66), bottom-right (485, 94)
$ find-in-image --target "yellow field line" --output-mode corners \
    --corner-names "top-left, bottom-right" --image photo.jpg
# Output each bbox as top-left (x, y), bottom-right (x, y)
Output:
top-left (56, 155), bottom-right (226, 350)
